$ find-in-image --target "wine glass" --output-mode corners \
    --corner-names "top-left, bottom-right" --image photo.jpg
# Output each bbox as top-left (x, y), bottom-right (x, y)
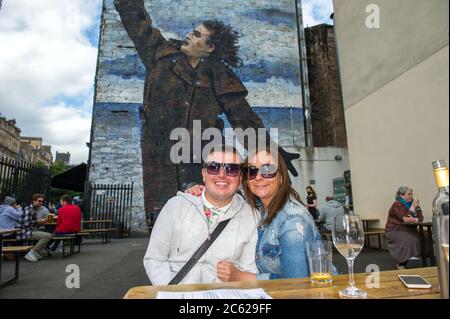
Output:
top-left (332, 215), bottom-right (367, 298)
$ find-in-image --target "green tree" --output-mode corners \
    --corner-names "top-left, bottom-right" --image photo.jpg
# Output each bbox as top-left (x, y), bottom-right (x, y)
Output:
top-left (34, 160), bottom-right (46, 168)
top-left (50, 161), bottom-right (68, 177)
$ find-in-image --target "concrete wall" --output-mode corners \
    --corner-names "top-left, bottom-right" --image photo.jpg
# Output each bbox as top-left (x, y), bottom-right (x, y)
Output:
top-left (333, 0), bottom-right (449, 227)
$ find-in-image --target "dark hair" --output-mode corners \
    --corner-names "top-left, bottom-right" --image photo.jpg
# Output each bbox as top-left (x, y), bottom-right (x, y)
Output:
top-left (32, 193), bottom-right (45, 201)
top-left (306, 185), bottom-right (317, 198)
top-left (202, 20), bottom-right (242, 68)
top-left (242, 147), bottom-right (304, 226)
top-left (60, 195), bottom-right (73, 204)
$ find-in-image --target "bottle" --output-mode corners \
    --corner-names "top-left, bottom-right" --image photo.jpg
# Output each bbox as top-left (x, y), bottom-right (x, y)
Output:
top-left (431, 160), bottom-right (449, 298)
top-left (432, 160), bottom-right (449, 216)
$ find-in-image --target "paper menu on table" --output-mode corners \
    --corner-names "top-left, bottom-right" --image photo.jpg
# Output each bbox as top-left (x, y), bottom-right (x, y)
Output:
top-left (156, 288), bottom-right (273, 299)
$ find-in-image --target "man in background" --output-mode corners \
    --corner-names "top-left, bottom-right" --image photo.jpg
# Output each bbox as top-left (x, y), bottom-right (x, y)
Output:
top-left (17, 194), bottom-right (52, 262)
top-left (0, 196), bottom-right (22, 232)
top-left (318, 195), bottom-right (345, 233)
top-left (47, 194), bottom-right (82, 253)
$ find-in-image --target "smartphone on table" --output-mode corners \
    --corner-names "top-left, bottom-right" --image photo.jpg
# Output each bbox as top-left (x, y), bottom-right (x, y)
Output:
top-left (398, 275), bottom-right (432, 289)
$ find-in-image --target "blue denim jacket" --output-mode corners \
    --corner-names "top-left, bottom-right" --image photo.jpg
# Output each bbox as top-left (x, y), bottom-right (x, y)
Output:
top-left (255, 198), bottom-right (323, 280)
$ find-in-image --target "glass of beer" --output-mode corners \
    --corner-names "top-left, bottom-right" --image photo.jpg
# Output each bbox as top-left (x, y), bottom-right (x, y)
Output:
top-left (306, 240), bottom-right (333, 285)
top-left (47, 214), bottom-right (54, 223)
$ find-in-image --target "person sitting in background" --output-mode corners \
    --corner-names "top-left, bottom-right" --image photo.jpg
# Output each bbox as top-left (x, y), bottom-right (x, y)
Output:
top-left (48, 202), bottom-right (56, 214)
top-left (47, 195), bottom-right (82, 253)
top-left (35, 203), bottom-right (50, 224)
top-left (17, 194), bottom-right (53, 262)
top-left (0, 196), bottom-right (23, 234)
top-left (73, 196), bottom-right (86, 219)
top-left (385, 186), bottom-right (424, 269)
top-left (318, 195), bottom-right (345, 233)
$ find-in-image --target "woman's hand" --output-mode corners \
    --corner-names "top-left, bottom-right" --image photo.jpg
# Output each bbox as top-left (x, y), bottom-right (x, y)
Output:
top-left (185, 184), bottom-right (204, 197)
top-left (403, 216), bottom-right (419, 223)
top-left (217, 261), bottom-right (241, 282)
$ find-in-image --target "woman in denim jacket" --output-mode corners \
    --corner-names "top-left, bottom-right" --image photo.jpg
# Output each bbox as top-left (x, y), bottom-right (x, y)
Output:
top-left (215, 147), bottom-right (323, 281)
top-left (186, 148), bottom-right (325, 281)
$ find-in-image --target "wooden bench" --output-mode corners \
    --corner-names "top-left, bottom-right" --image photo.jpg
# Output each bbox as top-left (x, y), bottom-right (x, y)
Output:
top-left (0, 245), bottom-right (33, 288)
top-left (50, 235), bottom-right (79, 257)
top-left (4, 235), bottom-right (82, 257)
top-left (365, 228), bottom-right (385, 249)
top-left (81, 220), bottom-right (116, 244)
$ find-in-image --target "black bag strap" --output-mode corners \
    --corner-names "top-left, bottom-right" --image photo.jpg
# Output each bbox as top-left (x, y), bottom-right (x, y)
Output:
top-left (168, 218), bottom-right (231, 285)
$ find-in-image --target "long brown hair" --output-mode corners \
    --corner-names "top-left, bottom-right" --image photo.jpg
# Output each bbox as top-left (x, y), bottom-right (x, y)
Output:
top-left (306, 185), bottom-right (317, 199)
top-left (242, 148), bottom-right (303, 226)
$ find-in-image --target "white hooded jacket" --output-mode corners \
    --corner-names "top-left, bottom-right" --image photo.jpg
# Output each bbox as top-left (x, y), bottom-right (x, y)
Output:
top-left (143, 191), bottom-right (259, 285)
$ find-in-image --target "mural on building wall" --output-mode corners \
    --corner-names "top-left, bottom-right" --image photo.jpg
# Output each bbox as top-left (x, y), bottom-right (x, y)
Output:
top-left (90, 0), bottom-right (306, 230)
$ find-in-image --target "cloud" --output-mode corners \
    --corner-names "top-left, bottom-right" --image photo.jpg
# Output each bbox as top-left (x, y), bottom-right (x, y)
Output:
top-left (0, 0), bottom-right (102, 164)
top-left (0, 0), bottom-right (330, 165)
top-left (301, 0), bottom-right (334, 27)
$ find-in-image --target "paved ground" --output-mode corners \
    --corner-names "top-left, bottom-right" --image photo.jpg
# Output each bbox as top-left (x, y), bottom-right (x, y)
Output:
top-left (0, 236), bottom-right (425, 299)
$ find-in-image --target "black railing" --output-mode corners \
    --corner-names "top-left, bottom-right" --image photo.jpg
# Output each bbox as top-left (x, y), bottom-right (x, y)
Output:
top-left (0, 155), bottom-right (51, 205)
top-left (85, 182), bottom-right (133, 238)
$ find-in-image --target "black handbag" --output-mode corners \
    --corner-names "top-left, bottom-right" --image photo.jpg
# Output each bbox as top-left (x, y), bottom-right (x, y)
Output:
top-left (168, 219), bottom-right (231, 285)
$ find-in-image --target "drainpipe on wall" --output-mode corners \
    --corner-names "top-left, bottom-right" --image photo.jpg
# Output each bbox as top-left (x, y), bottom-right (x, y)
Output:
top-left (295, 0), bottom-right (314, 148)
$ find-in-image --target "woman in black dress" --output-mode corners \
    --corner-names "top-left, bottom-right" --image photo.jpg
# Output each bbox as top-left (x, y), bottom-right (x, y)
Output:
top-left (306, 186), bottom-right (318, 220)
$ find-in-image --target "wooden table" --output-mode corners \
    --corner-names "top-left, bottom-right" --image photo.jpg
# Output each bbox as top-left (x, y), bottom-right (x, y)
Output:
top-left (404, 221), bottom-right (435, 267)
top-left (124, 267), bottom-right (439, 299)
top-left (1, 229), bottom-right (20, 288)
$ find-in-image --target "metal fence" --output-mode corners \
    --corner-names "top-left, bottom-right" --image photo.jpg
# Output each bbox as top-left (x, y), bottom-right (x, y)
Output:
top-left (0, 155), bottom-right (51, 205)
top-left (85, 182), bottom-right (133, 238)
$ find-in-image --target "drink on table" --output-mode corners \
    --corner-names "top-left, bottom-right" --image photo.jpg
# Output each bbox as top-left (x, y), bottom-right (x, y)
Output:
top-left (334, 243), bottom-right (363, 259)
top-left (307, 240), bottom-right (333, 285)
top-left (332, 215), bottom-right (367, 298)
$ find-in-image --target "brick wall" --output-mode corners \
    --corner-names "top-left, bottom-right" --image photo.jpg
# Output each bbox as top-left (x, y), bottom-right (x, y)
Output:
top-left (305, 24), bottom-right (347, 147)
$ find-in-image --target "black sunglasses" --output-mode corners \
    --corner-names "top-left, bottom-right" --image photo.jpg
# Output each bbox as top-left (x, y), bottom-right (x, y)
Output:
top-left (204, 162), bottom-right (242, 177)
top-left (247, 164), bottom-right (278, 180)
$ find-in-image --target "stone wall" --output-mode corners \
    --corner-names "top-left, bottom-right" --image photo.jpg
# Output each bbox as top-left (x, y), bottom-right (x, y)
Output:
top-left (0, 115), bottom-right (21, 160)
top-left (305, 24), bottom-right (347, 147)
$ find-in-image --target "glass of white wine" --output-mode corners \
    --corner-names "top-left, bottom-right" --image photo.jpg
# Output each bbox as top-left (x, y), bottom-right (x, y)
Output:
top-left (332, 215), bottom-right (367, 298)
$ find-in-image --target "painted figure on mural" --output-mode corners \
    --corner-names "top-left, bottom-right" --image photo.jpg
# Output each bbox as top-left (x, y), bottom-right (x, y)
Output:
top-left (114, 0), bottom-right (299, 218)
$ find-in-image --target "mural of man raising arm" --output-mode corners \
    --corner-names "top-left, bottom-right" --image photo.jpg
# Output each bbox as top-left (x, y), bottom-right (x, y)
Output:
top-left (114, 0), bottom-right (299, 218)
